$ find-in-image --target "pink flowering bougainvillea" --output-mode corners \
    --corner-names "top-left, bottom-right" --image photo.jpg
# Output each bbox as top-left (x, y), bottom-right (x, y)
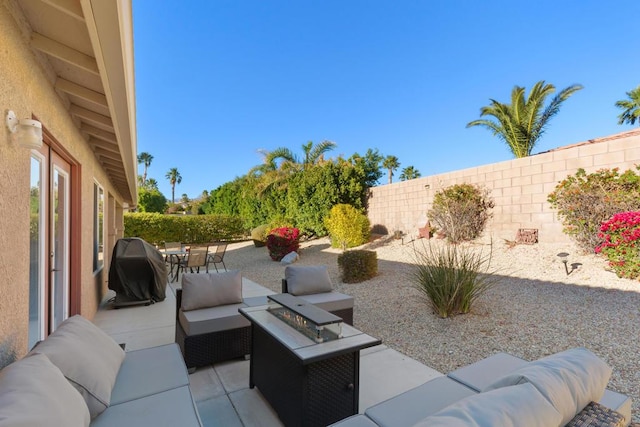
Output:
top-left (266, 227), bottom-right (300, 261)
top-left (595, 211), bottom-right (640, 280)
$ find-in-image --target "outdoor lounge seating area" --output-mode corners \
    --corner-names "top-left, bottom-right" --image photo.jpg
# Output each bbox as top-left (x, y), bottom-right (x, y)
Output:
top-left (1, 261), bottom-right (635, 426)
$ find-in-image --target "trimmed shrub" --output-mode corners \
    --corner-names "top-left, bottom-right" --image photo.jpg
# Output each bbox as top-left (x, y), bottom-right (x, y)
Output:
top-left (595, 211), bottom-right (640, 279)
top-left (266, 227), bottom-right (300, 261)
top-left (124, 213), bottom-right (246, 245)
top-left (324, 204), bottom-right (371, 250)
top-left (428, 184), bottom-right (494, 244)
top-left (338, 250), bottom-right (378, 283)
top-left (250, 224), bottom-right (269, 247)
top-left (410, 241), bottom-right (497, 318)
top-left (548, 167), bottom-right (640, 252)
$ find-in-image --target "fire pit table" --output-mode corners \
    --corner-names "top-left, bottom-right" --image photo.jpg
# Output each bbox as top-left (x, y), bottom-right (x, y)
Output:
top-left (239, 294), bottom-right (381, 427)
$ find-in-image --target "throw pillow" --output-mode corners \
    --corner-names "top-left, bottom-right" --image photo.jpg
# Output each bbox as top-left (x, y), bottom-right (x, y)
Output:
top-left (415, 383), bottom-right (562, 427)
top-left (284, 265), bottom-right (333, 296)
top-left (0, 353), bottom-right (90, 427)
top-left (181, 270), bottom-right (243, 311)
top-left (484, 347), bottom-right (612, 426)
top-left (29, 315), bottom-right (125, 419)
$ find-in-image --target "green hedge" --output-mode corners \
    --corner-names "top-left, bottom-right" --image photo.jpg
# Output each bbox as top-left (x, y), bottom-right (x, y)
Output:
top-left (124, 213), bottom-right (246, 245)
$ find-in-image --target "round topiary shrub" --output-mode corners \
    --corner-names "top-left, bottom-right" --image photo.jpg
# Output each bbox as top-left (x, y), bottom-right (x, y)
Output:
top-left (338, 250), bottom-right (377, 283)
top-left (250, 224), bottom-right (269, 247)
top-left (324, 204), bottom-right (370, 250)
top-left (428, 183), bottom-right (494, 244)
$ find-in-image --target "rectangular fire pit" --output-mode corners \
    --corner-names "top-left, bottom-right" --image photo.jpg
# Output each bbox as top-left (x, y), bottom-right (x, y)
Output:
top-left (239, 294), bottom-right (381, 427)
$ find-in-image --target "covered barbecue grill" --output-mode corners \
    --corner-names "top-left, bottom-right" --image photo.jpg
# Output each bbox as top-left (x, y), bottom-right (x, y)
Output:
top-left (108, 237), bottom-right (167, 307)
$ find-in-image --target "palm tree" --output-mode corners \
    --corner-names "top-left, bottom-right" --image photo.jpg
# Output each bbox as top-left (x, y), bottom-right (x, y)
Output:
top-left (400, 166), bottom-right (421, 181)
top-left (250, 140), bottom-right (337, 194)
top-left (382, 155), bottom-right (400, 184)
top-left (165, 167), bottom-right (182, 204)
top-left (467, 80), bottom-right (583, 158)
top-left (615, 85), bottom-right (640, 126)
top-left (137, 152), bottom-right (153, 184)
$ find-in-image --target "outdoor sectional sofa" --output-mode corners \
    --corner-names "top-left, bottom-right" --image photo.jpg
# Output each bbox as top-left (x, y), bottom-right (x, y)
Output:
top-left (331, 348), bottom-right (632, 427)
top-left (0, 315), bottom-right (202, 427)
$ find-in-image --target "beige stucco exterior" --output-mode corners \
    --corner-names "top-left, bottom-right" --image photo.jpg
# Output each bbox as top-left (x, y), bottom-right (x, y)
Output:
top-left (0, 1), bottom-right (136, 359)
top-left (368, 130), bottom-right (640, 244)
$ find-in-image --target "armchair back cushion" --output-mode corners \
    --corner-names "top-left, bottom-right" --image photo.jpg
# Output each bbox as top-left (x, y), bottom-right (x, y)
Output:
top-left (284, 265), bottom-right (333, 296)
top-left (484, 347), bottom-right (612, 426)
top-left (415, 383), bottom-right (562, 427)
top-left (181, 270), bottom-right (243, 311)
top-left (29, 315), bottom-right (125, 419)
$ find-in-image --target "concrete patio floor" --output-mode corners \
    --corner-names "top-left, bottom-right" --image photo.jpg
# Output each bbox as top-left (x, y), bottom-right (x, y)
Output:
top-left (93, 279), bottom-right (442, 426)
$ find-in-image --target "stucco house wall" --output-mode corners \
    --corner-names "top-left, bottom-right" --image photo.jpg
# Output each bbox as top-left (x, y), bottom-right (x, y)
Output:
top-left (367, 130), bottom-right (640, 244)
top-left (0, 3), bottom-right (130, 357)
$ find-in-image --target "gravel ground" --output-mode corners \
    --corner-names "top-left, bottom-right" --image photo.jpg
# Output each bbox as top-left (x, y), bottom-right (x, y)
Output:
top-left (224, 236), bottom-right (640, 422)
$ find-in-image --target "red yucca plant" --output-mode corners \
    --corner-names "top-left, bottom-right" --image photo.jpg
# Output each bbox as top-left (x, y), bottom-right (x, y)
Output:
top-left (266, 227), bottom-right (300, 261)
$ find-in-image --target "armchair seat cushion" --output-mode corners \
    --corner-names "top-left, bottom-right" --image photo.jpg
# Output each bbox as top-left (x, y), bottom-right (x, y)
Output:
top-left (296, 291), bottom-right (354, 313)
top-left (178, 303), bottom-right (249, 336)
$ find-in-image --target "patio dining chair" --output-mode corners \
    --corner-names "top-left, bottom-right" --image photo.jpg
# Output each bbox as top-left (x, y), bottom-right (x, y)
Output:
top-left (175, 246), bottom-right (209, 282)
top-left (206, 243), bottom-right (228, 272)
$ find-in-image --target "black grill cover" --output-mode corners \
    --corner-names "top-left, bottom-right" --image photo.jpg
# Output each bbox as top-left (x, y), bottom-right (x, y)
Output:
top-left (108, 238), bottom-right (166, 302)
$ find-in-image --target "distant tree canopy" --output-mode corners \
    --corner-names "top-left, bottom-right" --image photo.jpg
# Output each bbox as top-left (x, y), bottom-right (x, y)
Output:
top-left (137, 187), bottom-right (167, 213)
top-left (200, 157), bottom-right (369, 236)
top-left (400, 166), bottom-right (421, 181)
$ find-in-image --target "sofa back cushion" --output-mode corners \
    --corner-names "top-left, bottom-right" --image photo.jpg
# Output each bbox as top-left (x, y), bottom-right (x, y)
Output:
top-left (181, 270), bottom-right (243, 311)
top-left (284, 265), bottom-right (333, 296)
top-left (415, 383), bottom-right (562, 427)
top-left (29, 315), bottom-right (125, 419)
top-left (0, 353), bottom-right (90, 426)
top-left (484, 347), bottom-right (612, 426)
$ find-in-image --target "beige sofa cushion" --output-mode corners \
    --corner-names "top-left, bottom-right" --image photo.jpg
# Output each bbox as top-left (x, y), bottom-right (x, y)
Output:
top-left (484, 347), bottom-right (612, 426)
top-left (0, 353), bottom-right (90, 427)
top-left (416, 383), bottom-right (562, 427)
top-left (30, 315), bottom-right (125, 419)
top-left (181, 270), bottom-right (243, 311)
top-left (285, 265), bottom-right (333, 295)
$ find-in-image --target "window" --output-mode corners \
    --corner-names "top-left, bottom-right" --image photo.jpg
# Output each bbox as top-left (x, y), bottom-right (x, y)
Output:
top-left (93, 182), bottom-right (104, 272)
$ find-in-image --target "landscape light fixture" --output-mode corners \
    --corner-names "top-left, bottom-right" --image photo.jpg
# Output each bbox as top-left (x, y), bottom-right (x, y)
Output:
top-left (5, 110), bottom-right (43, 149)
top-left (557, 252), bottom-right (570, 275)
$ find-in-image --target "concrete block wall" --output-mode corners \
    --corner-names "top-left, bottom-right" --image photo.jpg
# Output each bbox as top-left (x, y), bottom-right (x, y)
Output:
top-left (367, 130), bottom-right (640, 243)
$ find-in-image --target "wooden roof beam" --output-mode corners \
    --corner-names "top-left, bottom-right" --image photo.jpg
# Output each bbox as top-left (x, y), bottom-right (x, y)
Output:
top-left (56, 78), bottom-right (107, 108)
top-left (31, 32), bottom-right (98, 74)
top-left (81, 123), bottom-right (117, 144)
top-left (70, 105), bottom-right (114, 131)
top-left (40, 0), bottom-right (84, 21)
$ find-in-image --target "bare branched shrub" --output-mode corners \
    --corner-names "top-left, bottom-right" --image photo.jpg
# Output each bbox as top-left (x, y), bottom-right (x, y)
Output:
top-left (428, 184), bottom-right (494, 244)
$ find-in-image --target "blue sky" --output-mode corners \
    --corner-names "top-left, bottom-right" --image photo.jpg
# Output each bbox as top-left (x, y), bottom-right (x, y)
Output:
top-left (133, 0), bottom-right (640, 200)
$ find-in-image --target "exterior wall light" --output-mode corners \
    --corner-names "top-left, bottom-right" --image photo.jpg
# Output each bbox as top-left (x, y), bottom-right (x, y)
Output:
top-left (5, 110), bottom-right (43, 149)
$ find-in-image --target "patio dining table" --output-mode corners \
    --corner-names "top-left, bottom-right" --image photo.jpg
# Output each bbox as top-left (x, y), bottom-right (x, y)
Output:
top-left (161, 248), bottom-right (189, 282)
